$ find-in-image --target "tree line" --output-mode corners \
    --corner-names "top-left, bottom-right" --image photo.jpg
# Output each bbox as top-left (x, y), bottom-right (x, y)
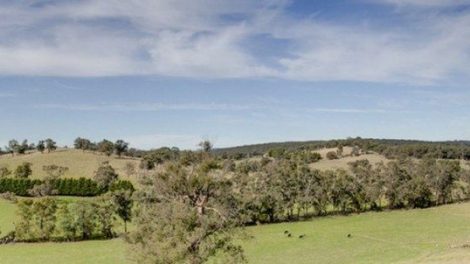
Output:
top-left (74, 137), bottom-right (130, 157)
top-left (0, 139), bottom-right (57, 156)
top-left (0, 161), bottom-right (133, 197)
top-left (212, 138), bottom-right (470, 160)
top-left (11, 192), bottom-right (132, 242)
top-left (231, 157), bottom-right (467, 223)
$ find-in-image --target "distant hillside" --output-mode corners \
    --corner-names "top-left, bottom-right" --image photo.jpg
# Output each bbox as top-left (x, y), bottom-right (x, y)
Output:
top-left (0, 149), bottom-right (140, 181)
top-left (213, 138), bottom-right (470, 160)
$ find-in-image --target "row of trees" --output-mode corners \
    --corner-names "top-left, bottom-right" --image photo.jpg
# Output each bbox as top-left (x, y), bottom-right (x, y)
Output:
top-left (74, 138), bottom-right (129, 157)
top-left (231, 158), bottom-right (466, 223)
top-left (14, 194), bottom-right (132, 242)
top-left (0, 161), bottom-right (133, 196)
top-left (212, 138), bottom-right (470, 160)
top-left (0, 177), bottom-right (133, 197)
top-left (0, 139), bottom-right (57, 156)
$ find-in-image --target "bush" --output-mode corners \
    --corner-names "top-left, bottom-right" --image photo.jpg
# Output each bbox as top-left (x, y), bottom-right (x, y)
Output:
top-left (15, 162), bottom-right (32, 178)
top-left (0, 192), bottom-right (17, 202)
top-left (326, 151), bottom-right (339, 160)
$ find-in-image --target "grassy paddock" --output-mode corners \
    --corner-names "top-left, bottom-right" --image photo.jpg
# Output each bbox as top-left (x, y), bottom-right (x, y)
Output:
top-left (0, 149), bottom-right (140, 182)
top-left (2, 201), bottom-right (470, 263)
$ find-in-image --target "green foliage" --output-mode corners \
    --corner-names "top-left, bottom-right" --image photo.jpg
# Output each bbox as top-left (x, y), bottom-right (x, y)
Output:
top-left (73, 137), bottom-right (93, 151)
top-left (45, 139), bottom-right (57, 153)
top-left (36, 140), bottom-right (45, 153)
top-left (0, 177), bottom-right (133, 197)
top-left (15, 162), bottom-right (32, 178)
top-left (14, 198), bottom-right (118, 242)
top-left (97, 140), bottom-right (114, 156)
top-left (93, 162), bottom-right (118, 189)
top-left (114, 140), bottom-right (129, 157)
top-left (0, 166), bottom-right (12, 178)
top-left (110, 191), bottom-right (133, 233)
top-left (128, 157), bottom-right (245, 264)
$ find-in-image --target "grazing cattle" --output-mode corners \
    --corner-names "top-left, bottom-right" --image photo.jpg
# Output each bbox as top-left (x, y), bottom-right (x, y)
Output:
top-left (287, 233), bottom-right (292, 237)
top-left (284, 230), bottom-right (289, 234)
top-left (299, 234), bottom-right (306, 239)
top-left (347, 234), bottom-right (352, 238)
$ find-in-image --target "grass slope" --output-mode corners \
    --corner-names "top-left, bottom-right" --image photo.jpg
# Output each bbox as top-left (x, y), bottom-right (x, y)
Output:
top-left (0, 199), bottom-right (16, 234)
top-left (0, 149), bottom-right (139, 181)
top-left (2, 199), bottom-right (470, 263)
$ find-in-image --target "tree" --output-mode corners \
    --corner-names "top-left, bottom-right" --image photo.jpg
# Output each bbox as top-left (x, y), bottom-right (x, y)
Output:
top-left (114, 140), bottom-right (129, 157)
top-left (93, 162), bottom-right (118, 189)
top-left (15, 162), bottom-right (32, 178)
top-left (45, 139), bottom-right (57, 153)
top-left (74, 137), bottom-right (92, 151)
top-left (8, 139), bottom-right (28, 155)
top-left (128, 157), bottom-right (245, 263)
top-left (110, 190), bottom-right (133, 233)
top-left (36, 140), bottom-right (45, 153)
top-left (31, 198), bottom-right (57, 240)
top-left (199, 140), bottom-right (213, 153)
top-left (0, 166), bottom-right (11, 178)
top-left (98, 140), bottom-right (114, 156)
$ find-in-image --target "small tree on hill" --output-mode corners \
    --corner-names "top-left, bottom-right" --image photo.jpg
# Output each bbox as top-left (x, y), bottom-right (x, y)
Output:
top-left (98, 140), bottom-right (114, 156)
top-left (74, 137), bottom-right (93, 152)
top-left (94, 162), bottom-right (118, 189)
top-left (15, 162), bottom-right (32, 178)
top-left (45, 139), bottom-right (57, 153)
top-left (36, 140), bottom-right (46, 153)
top-left (114, 140), bottom-right (129, 157)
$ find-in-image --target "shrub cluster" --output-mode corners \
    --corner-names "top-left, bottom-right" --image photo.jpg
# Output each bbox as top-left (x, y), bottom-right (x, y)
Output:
top-left (0, 178), bottom-right (133, 197)
top-left (14, 198), bottom-right (117, 242)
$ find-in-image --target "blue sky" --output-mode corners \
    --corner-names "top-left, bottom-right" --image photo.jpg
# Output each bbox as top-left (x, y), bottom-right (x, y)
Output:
top-left (1, 0), bottom-right (470, 149)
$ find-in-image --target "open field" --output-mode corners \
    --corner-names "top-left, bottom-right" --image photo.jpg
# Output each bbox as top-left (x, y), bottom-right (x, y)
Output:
top-left (2, 198), bottom-right (470, 263)
top-left (0, 199), bottom-right (16, 234)
top-left (0, 149), bottom-right (140, 181)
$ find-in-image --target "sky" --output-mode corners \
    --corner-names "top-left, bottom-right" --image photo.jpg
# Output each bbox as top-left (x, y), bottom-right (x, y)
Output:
top-left (1, 0), bottom-right (470, 149)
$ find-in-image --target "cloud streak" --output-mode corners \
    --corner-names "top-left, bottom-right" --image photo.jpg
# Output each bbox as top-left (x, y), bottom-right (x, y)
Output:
top-left (0, 0), bottom-right (469, 84)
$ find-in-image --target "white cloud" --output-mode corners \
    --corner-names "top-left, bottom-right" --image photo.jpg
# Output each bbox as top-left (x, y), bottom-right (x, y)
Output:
top-left (376, 0), bottom-right (470, 7)
top-left (0, 0), bottom-right (469, 84)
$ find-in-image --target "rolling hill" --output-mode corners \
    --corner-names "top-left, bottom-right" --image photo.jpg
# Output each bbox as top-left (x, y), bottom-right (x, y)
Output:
top-left (0, 149), bottom-right (140, 181)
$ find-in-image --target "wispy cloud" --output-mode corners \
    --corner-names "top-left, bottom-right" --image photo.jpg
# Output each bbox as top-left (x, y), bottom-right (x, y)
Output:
top-left (34, 102), bottom-right (260, 112)
top-left (0, 1), bottom-right (469, 84)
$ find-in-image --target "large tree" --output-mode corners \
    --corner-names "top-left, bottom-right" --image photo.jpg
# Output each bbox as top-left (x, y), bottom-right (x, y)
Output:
top-left (128, 146), bottom-right (245, 264)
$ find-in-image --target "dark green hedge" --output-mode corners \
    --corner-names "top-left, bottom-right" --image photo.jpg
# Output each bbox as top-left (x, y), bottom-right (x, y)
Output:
top-left (0, 178), bottom-right (134, 197)
top-left (0, 178), bottom-right (42, 196)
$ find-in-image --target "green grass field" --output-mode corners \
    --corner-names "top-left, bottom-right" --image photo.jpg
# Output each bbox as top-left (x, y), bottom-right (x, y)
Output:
top-left (2, 198), bottom-right (470, 263)
top-left (0, 149), bottom-right (140, 181)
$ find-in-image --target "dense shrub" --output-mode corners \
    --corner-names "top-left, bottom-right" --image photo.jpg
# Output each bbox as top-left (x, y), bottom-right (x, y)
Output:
top-left (0, 178), bottom-right (133, 197)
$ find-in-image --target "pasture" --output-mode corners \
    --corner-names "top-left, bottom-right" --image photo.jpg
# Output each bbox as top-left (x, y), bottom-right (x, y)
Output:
top-left (0, 149), bottom-right (139, 181)
top-left (2, 198), bottom-right (470, 263)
